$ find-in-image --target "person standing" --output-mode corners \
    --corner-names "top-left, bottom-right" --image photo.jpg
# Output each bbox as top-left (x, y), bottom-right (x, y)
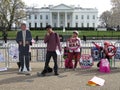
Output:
top-left (66, 30), bottom-right (81, 70)
top-left (16, 23), bottom-right (32, 74)
top-left (39, 25), bottom-right (62, 76)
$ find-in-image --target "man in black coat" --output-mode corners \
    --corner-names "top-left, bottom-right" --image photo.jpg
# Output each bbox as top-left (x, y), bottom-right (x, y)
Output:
top-left (16, 23), bottom-right (32, 74)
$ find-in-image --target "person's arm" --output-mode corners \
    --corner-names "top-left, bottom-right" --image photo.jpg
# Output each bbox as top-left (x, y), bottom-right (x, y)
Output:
top-left (57, 34), bottom-right (62, 52)
top-left (78, 38), bottom-right (82, 54)
top-left (92, 42), bottom-right (101, 50)
top-left (44, 33), bottom-right (50, 43)
top-left (16, 31), bottom-right (21, 44)
top-left (56, 33), bottom-right (62, 52)
top-left (78, 38), bottom-right (81, 48)
top-left (16, 31), bottom-right (23, 45)
top-left (27, 30), bottom-right (32, 42)
top-left (25, 30), bottom-right (32, 44)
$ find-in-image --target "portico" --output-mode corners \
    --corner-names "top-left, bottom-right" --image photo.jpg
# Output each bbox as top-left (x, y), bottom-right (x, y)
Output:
top-left (26, 4), bottom-right (98, 28)
top-left (50, 4), bottom-right (74, 28)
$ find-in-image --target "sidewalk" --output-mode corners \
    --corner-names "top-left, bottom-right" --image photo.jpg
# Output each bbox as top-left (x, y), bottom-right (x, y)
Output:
top-left (0, 62), bottom-right (120, 90)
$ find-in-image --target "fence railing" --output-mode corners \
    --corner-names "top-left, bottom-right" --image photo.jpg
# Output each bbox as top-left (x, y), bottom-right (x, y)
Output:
top-left (0, 40), bottom-right (120, 68)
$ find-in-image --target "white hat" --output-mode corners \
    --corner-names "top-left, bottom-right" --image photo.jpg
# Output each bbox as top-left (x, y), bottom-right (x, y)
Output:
top-left (73, 30), bottom-right (79, 35)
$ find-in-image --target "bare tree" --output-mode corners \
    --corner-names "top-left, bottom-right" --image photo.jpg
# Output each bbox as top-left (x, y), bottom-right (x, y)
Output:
top-left (111, 0), bottom-right (120, 27)
top-left (0, 0), bottom-right (26, 30)
top-left (100, 11), bottom-right (112, 27)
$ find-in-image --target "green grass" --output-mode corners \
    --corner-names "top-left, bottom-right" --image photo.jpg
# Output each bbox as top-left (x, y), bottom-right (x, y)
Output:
top-left (0, 30), bottom-right (120, 39)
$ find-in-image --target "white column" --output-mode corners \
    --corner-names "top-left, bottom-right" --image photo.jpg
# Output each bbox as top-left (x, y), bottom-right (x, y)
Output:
top-left (72, 13), bottom-right (74, 27)
top-left (50, 12), bottom-right (52, 26)
top-left (57, 12), bottom-right (60, 27)
top-left (65, 12), bottom-right (67, 27)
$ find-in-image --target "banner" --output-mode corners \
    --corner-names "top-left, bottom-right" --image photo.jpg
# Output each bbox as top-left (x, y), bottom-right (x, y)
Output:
top-left (9, 46), bottom-right (19, 59)
top-left (114, 47), bottom-right (120, 59)
top-left (0, 52), bottom-right (5, 62)
top-left (79, 54), bottom-right (93, 69)
top-left (91, 47), bottom-right (100, 61)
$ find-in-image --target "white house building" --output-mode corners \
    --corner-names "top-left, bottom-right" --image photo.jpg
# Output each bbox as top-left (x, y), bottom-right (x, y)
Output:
top-left (26, 4), bottom-right (98, 29)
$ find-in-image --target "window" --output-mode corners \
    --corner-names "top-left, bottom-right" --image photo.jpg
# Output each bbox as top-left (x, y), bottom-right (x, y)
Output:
top-left (54, 15), bottom-right (57, 19)
top-left (29, 23), bottom-right (31, 28)
top-left (54, 23), bottom-right (56, 27)
top-left (40, 23), bottom-right (42, 28)
top-left (76, 23), bottom-right (78, 27)
top-left (60, 15), bottom-right (63, 19)
top-left (67, 23), bottom-right (70, 28)
top-left (81, 23), bottom-right (84, 27)
top-left (35, 23), bottom-right (37, 28)
top-left (87, 23), bottom-right (89, 27)
top-left (61, 21), bottom-right (63, 25)
top-left (67, 15), bottom-right (70, 20)
top-left (87, 15), bottom-right (89, 19)
top-left (46, 15), bottom-right (48, 19)
top-left (35, 15), bottom-right (37, 19)
top-left (93, 15), bottom-right (95, 19)
top-left (29, 15), bottom-right (31, 19)
top-left (40, 15), bottom-right (42, 19)
top-left (76, 15), bottom-right (78, 19)
top-left (46, 23), bottom-right (48, 26)
top-left (93, 23), bottom-right (95, 27)
top-left (81, 15), bottom-right (84, 19)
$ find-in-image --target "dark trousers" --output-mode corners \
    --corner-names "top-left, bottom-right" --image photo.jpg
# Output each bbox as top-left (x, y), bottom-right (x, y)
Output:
top-left (44, 51), bottom-right (58, 73)
top-left (68, 52), bottom-right (80, 68)
top-left (19, 52), bottom-right (30, 71)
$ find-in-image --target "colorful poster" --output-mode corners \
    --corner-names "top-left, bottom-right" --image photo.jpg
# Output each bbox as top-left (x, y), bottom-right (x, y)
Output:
top-left (91, 47), bottom-right (100, 61)
top-left (79, 54), bottom-right (93, 68)
top-left (9, 46), bottom-right (19, 59)
top-left (0, 52), bottom-right (5, 62)
top-left (114, 47), bottom-right (120, 59)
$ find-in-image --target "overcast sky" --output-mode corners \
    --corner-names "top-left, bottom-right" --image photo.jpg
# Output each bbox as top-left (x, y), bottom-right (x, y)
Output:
top-left (23, 0), bottom-right (112, 16)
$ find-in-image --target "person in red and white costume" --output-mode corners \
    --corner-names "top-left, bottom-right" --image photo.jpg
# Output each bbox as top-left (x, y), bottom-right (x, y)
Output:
top-left (66, 30), bottom-right (81, 69)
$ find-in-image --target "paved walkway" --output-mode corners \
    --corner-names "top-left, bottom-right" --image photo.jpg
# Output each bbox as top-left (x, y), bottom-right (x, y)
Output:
top-left (0, 62), bottom-right (120, 90)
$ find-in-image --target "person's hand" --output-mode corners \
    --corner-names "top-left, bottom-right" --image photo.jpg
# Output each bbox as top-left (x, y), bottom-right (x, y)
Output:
top-left (26, 41), bottom-right (29, 44)
top-left (92, 41), bottom-right (95, 44)
top-left (46, 33), bottom-right (49, 36)
top-left (19, 41), bottom-right (22, 45)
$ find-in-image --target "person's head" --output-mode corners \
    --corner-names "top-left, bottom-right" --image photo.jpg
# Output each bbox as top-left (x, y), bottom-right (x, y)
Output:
top-left (104, 41), bottom-right (110, 47)
top-left (73, 30), bottom-right (79, 37)
top-left (46, 25), bottom-right (53, 33)
top-left (21, 23), bottom-right (26, 31)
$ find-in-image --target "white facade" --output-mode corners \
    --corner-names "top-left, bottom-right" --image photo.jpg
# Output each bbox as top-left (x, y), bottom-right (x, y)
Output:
top-left (26, 4), bottom-right (98, 28)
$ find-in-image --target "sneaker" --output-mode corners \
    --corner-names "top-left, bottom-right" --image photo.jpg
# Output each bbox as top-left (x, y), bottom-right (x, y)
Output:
top-left (18, 71), bottom-right (25, 74)
top-left (25, 71), bottom-right (31, 75)
top-left (54, 73), bottom-right (59, 76)
top-left (73, 68), bottom-right (76, 71)
top-left (17, 62), bottom-right (21, 69)
top-left (37, 72), bottom-right (46, 77)
top-left (41, 73), bottom-right (46, 76)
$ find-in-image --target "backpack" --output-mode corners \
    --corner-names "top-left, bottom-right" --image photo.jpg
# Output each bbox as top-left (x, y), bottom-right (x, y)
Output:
top-left (99, 58), bottom-right (110, 73)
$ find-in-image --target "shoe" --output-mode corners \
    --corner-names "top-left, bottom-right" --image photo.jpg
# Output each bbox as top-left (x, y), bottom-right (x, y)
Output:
top-left (37, 72), bottom-right (45, 77)
top-left (54, 73), bottom-right (59, 76)
top-left (18, 71), bottom-right (25, 74)
top-left (25, 71), bottom-right (31, 75)
top-left (73, 68), bottom-right (76, 71)
top-left (41, 73), bottom-right (46, 76)
top-left (17, 62), bottom-right (21, 69)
